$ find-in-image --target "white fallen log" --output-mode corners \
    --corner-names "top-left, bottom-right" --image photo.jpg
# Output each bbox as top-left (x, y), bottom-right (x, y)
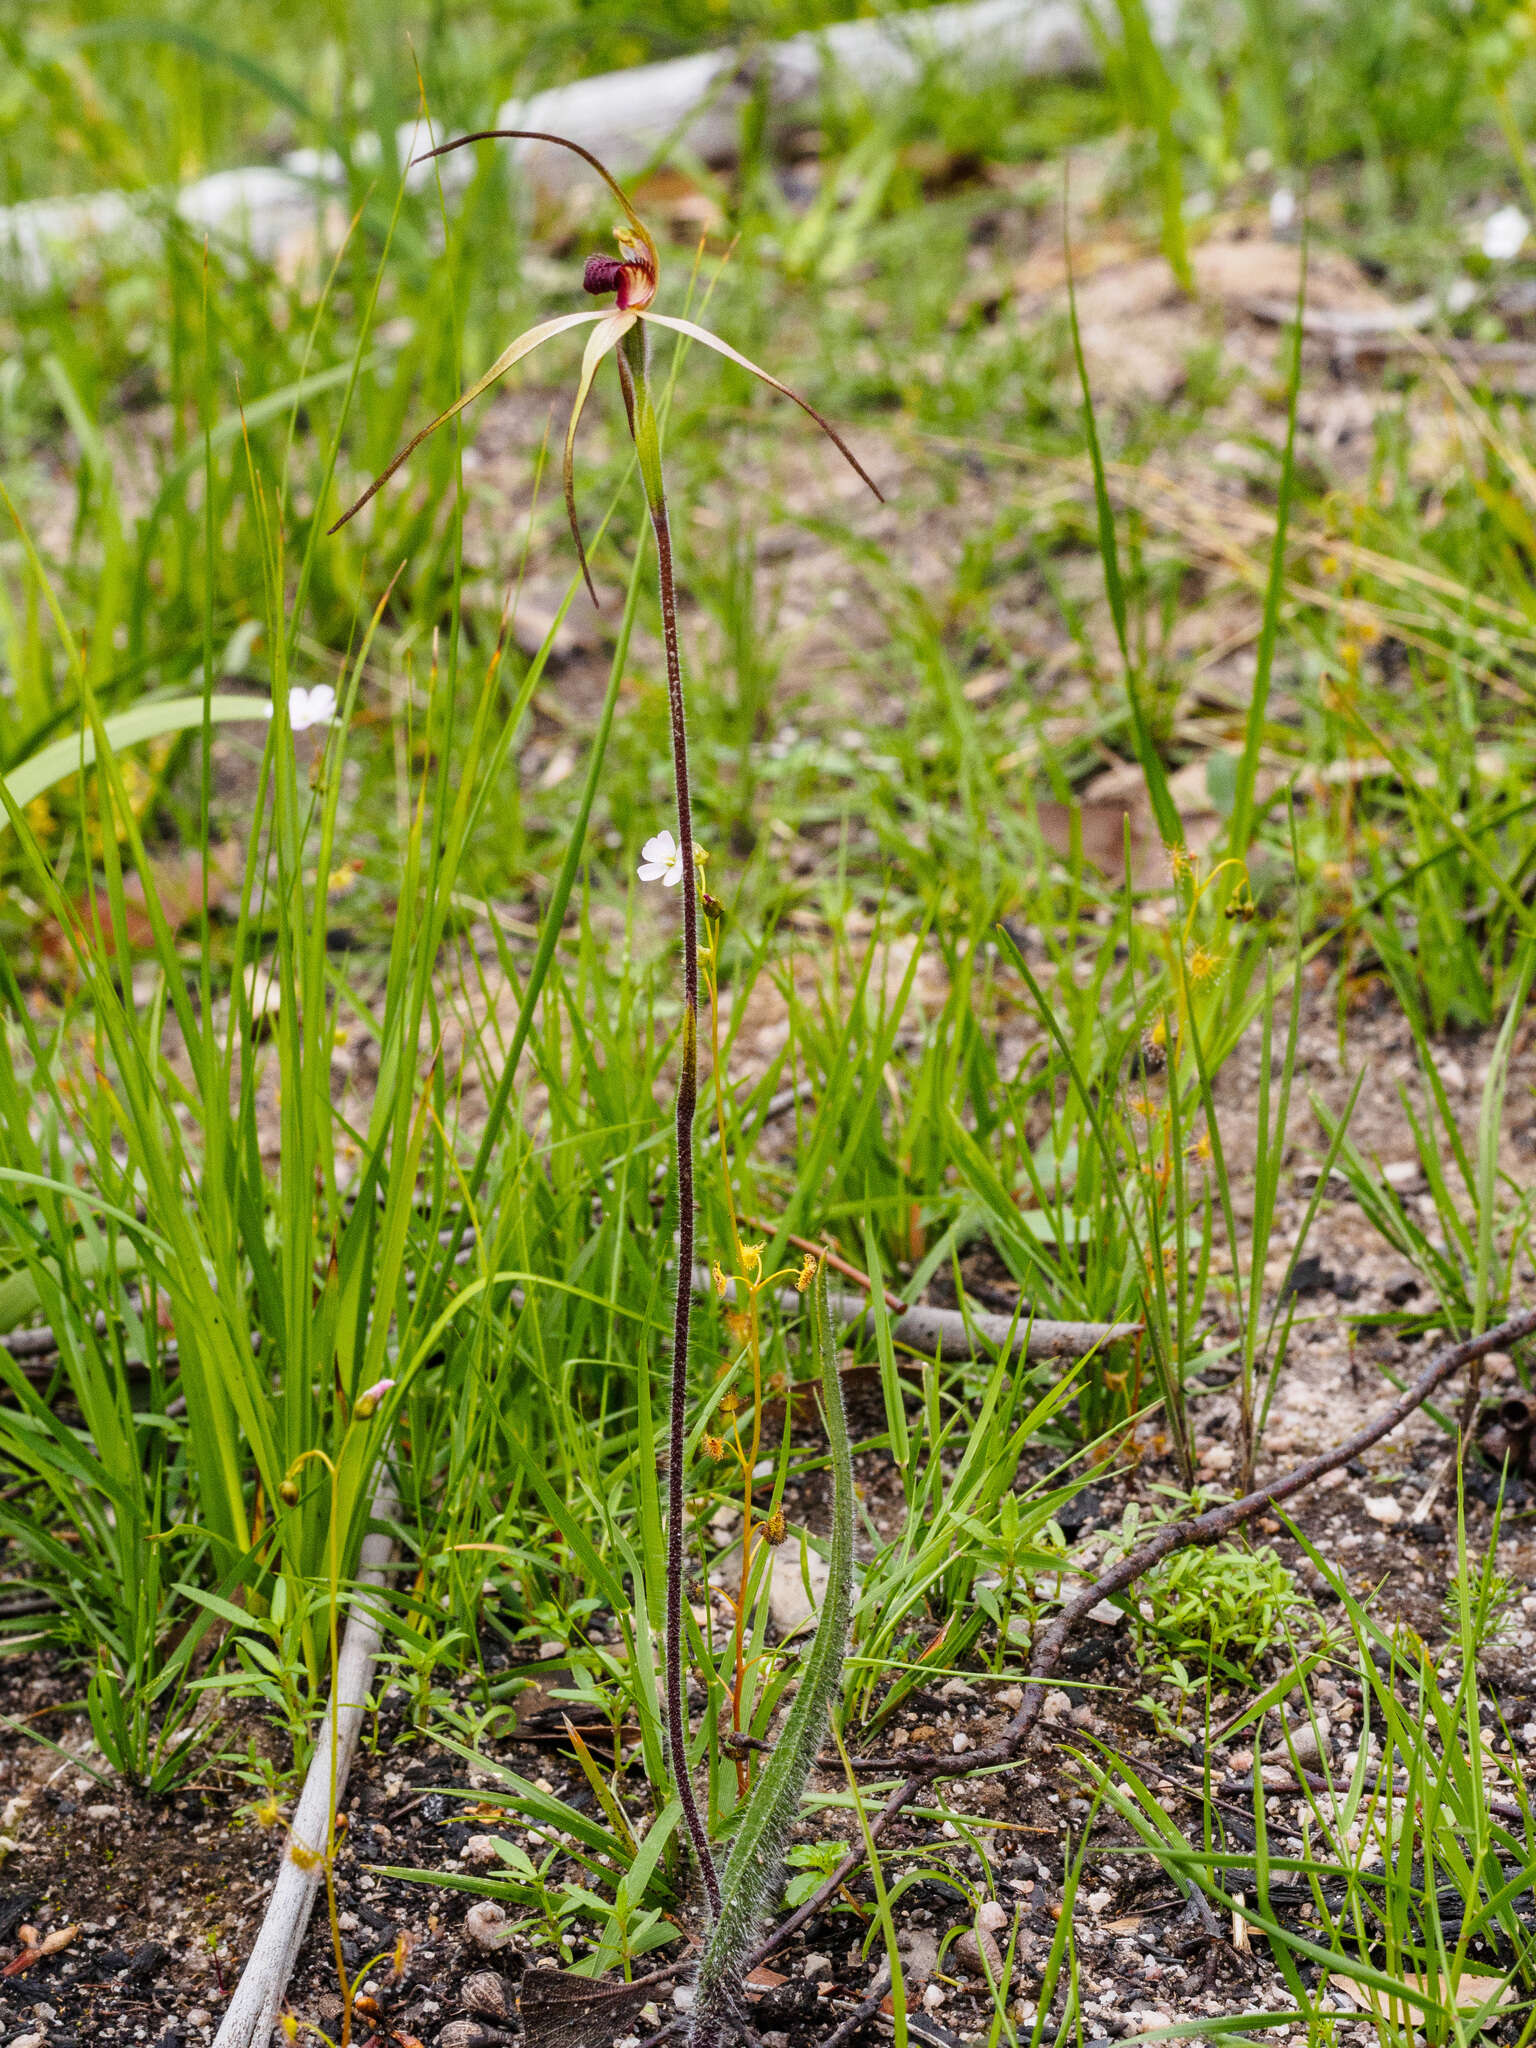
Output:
top-left (212, 1476), bottom-right (398, 2048)
top-left (697, 1263), bottom-right (1139, 1359)
top-left (0, 0), bottom-right (1178, 296)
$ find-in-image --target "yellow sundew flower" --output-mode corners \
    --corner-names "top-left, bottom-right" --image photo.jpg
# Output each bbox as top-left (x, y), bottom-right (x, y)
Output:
top-left (702, 1435), bottom-right (728, 1460)
top-left (1187, 945), bottom-right (1223, 985)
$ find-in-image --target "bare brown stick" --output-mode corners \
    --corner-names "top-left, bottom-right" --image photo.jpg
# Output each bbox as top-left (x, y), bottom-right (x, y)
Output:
top-left (744, 1305), bottom-right (1536, 1971)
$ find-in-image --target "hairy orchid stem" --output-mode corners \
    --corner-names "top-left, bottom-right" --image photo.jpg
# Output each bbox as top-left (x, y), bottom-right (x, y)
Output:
top-left (619, 326), bottom-right (722, 1920)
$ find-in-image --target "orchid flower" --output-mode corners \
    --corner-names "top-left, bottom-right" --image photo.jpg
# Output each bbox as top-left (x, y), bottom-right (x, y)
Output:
top-left (328, 131), bottom-right (881, 1941)
top-left (327, 129), bottom-right (881, 593)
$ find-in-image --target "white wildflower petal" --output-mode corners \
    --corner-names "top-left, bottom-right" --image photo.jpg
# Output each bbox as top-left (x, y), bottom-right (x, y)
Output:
top-left (1482, 205), bottom-right (1529, 262)
top-left (637, 827), bottom-right (686, 887)
top-left (286, 684), bottom-right (337, 734)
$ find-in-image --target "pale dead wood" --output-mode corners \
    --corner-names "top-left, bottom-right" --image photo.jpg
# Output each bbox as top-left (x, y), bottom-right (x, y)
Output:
top-left (212, 1475), bottom-right (399, 2048)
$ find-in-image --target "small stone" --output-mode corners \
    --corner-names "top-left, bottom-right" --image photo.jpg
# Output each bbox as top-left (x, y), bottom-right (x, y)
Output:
top-left (994, 1685), bottom-right (1024, 1709)
top-left (898, 1928), bottom-right (940, 1984)
top-left (186, 2012), bottom-right (212, 2029)
top-left (939, 1677), bottom-right (971, 1700)
top-left (537, 1639), bottom-right (563, 1660)
top-left (337, 1912), bottom-right (359, 1932)
top-left (243, 960), bottom-right (283, 1023)
top-left (977, 1901), bottom-right (1008, 1933)
top-left (464, 1901), bottom-right (510, 1950)
top-left (1266, 1713), bottom-right (1330, 1769)
top-left (951, 1732), bottom-right (970, 1754)
top-left (460, 1835), bottom-right (501, 1867)
top-left (1363, 1492), bottom-right (1403, 1525)
top-left (672, 1985), bottom-right (696, 2011)
top-left (84, 1803), bottom-right (120, 1823)
top-left (802, 1953), bottom-right (833, 1982)
top-left (11, 2034), bottom-right (46, 2048)
top-left (954, 1927), bottom-right (1005, 1979)
top-left (1382, 1160), bottom-right (1422, 1190)
top-left (922, 1984), bottom-right (946, 2011)
top-left (462, 1971), bottom-right (515, 2020)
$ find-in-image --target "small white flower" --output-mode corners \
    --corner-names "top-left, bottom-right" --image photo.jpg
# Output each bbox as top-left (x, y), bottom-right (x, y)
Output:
top-left (637, 828), bottom-right (685, 887)
top-left (1482, 204), bottom-right (1529, 262)
top-left (287, 683), bottom-right (337, 733)
top-left (1268, 186), bottom-right (1297, 233)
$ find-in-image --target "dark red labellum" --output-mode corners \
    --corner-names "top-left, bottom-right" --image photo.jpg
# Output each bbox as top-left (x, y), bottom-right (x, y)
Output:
top-left (583, 254), bottom-right (629, 297)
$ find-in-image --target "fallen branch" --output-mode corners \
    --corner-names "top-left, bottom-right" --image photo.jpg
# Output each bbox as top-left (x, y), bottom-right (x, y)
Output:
top-left (212, 1473), bottom-right (398, 2048)
top-left (699, 1265), bottom-right (1140, 1362)
top-left (744, 1305), bottom-right (1536, 1972)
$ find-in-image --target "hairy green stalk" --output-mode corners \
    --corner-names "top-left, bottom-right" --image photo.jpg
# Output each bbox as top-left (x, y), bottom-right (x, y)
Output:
top-left (688, 1258), bottom-right (855, 2047)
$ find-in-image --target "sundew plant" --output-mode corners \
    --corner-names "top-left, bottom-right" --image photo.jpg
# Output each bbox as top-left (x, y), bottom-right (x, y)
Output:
top-left (333, 128), bottom-right (878, 2025)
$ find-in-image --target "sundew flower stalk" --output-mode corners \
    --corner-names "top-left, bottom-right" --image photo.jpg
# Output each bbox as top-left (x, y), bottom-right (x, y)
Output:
top-left (330, 131), bottom-right (878, 1932)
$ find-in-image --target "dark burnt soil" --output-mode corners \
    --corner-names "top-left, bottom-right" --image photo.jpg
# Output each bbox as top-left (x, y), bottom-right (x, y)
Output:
top-left (6, 981), bottom-right (1536, 2048)
top-left (4, 1402), bottom-right (1536, 2048)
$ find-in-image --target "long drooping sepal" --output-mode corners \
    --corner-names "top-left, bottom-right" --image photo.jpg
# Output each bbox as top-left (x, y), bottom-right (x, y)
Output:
top-left (327, 310), bottom-right (610, 533)
top-left (687, 1259), bottom-right (855, 2048)
top-left (642, 313), bottom-right (884, 503)
top-left (619, 317), bottom-right (721, 1923)
top-left (414, 128), bottom-right (660, 304)
top-left (564, 309), bottom-right (638, 602)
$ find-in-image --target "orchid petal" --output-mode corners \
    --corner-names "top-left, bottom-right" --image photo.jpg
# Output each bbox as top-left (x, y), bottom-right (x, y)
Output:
top-left (328, 310), bottom-right (610, 533)
top-left (564, 308), bottom-right (638, 603)
top-left (641, 313), bottom-right (883, 503)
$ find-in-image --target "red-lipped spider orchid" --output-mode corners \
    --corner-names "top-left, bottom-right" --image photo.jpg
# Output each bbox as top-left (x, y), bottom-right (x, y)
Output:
top-left (330, 130), bottom-right (880, 1935)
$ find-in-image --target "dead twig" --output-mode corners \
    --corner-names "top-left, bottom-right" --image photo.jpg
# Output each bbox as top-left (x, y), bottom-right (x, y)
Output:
top-left (746, 1305), bottom-right (1536, 1973)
